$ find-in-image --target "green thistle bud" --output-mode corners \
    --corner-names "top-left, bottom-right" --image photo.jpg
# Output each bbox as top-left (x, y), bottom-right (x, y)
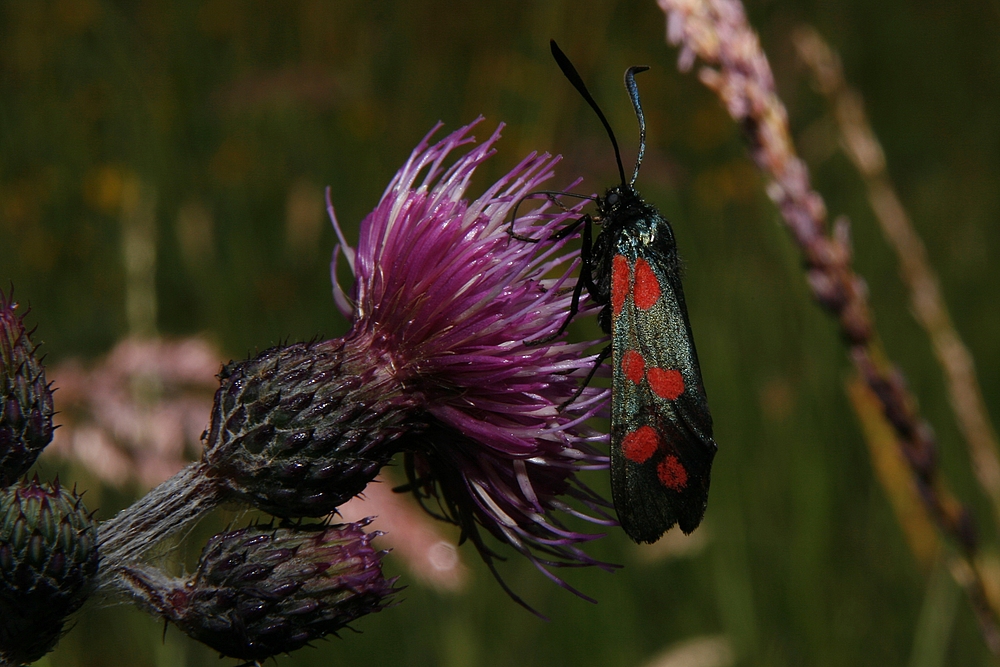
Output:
top-left (0, 477), bottom-right (99, 665)
top-left (0, 291), bottom-right (54, 487)
top-left (202, 339), bottom-right (422, 518)
top-left (124, 521), bottom-right (397, 662)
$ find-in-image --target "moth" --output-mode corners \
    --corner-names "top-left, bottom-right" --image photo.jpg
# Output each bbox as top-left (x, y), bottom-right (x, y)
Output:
top-left (520, 41), bottom-right (718, 544)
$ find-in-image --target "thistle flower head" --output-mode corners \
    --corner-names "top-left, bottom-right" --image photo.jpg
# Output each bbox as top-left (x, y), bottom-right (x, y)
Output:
top-left (197, 120), bottom-right (614, 605)
top-left (0, 477), bottom-right (98, 665)
top-left (123, 521), bottom-right (397, 662)
top-left (0, 290), bottom-right (54, 486)
top-left (202, 339), bottom-right (420, 518)
top-left (329, 119), bottom-right (615, 600)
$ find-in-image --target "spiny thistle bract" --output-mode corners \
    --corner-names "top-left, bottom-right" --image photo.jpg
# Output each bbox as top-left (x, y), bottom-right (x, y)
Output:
top-left (0, 477), bottom-right (98, 665)
top-left (123, 522), bottom-right (397, 662)
top-left (0, 290), bottom-right (54, 487)
top-left (202, 339), bottom-right (425, 518)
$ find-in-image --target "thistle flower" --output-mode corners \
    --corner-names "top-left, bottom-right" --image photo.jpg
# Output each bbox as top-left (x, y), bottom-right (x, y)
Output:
top-left (109, 120), bottom-right (615, 612)
top-left (0, 477), bottom-right (98, 665)
top-left (328, 118), bottom-right (616, 600)
top-left (0, 290), bottom-right (54, 487)
top-left (121, 521), bottom-right (396, 662)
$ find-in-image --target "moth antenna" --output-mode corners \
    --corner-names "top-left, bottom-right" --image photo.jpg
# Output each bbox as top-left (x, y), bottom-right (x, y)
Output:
top-left (624, 66), bottom-right (650, 186)
top-left (550, 40), bottom-right (628, 187)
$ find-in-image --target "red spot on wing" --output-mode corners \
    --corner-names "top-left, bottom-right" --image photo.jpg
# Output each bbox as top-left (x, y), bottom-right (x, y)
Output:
top-left (611, 255), bottom-right (630, 317)
top-left (621, 426), bottom-right (658, 464)
top-left (633, 258), bottom-right (661, 310)
top-left (657, 455), bottom-right (688, 490)
top-left (621, 350), bottom-right (645, 384)
top-left (648, 368), bottom-right (685, 400)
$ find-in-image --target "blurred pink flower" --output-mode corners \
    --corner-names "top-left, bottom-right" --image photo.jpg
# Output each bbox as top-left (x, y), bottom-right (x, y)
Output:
top-left (339, 474), bottom-right (469, 592)
top-left (48, 337), bottom-right (218, 488)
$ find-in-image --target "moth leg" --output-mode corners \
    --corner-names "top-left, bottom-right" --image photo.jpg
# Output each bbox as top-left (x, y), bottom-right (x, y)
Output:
top-left (577, 212), bottom-right (600, 299)
top-left (559, 343), bottom-right (611, 410)
top-left (525, 214), bottom-right (594, 346)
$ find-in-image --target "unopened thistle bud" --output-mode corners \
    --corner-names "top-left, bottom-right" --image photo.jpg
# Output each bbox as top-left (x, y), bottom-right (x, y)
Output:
top-left (123, 521), bottom-right (397, 662)
top-left (202, 340), bottom-right (424, 518)
top-left (0, 478), bottom-right (98, 665)
top-left (0, 291), bottom-right (54, 487)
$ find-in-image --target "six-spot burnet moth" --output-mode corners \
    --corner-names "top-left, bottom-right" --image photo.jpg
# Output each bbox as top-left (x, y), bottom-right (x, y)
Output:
top-left (516, 41), bottom-right (717, 544)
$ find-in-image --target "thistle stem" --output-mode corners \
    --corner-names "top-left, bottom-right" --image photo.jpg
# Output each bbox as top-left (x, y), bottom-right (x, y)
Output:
top-left (96, 462), bottom-right (225, 593)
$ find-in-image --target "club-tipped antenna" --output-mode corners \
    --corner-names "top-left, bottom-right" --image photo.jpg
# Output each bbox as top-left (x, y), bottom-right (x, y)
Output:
top-left (550, 40), bottom-right (628, 187)
top-left (624, 66), bottom-right (649, 185)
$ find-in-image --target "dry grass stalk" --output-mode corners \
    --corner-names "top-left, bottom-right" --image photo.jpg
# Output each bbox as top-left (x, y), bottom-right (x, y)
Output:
top-left (792, 25), bottom-right (1000, 529)
top-left (657, 0), bottom-right (999, 652)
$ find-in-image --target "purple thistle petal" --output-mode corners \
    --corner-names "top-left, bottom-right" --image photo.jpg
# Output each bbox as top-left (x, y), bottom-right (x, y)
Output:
top-left (330, 119), bottom-right (616, 600)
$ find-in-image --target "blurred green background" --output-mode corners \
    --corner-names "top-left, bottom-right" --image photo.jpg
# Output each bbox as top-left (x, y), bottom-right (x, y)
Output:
top-left (2, 0), bottom-right (999, 665)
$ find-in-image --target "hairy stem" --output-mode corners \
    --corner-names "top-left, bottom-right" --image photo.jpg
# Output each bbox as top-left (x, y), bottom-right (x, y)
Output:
top-left (97, 462), bottom-right (225, 594)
